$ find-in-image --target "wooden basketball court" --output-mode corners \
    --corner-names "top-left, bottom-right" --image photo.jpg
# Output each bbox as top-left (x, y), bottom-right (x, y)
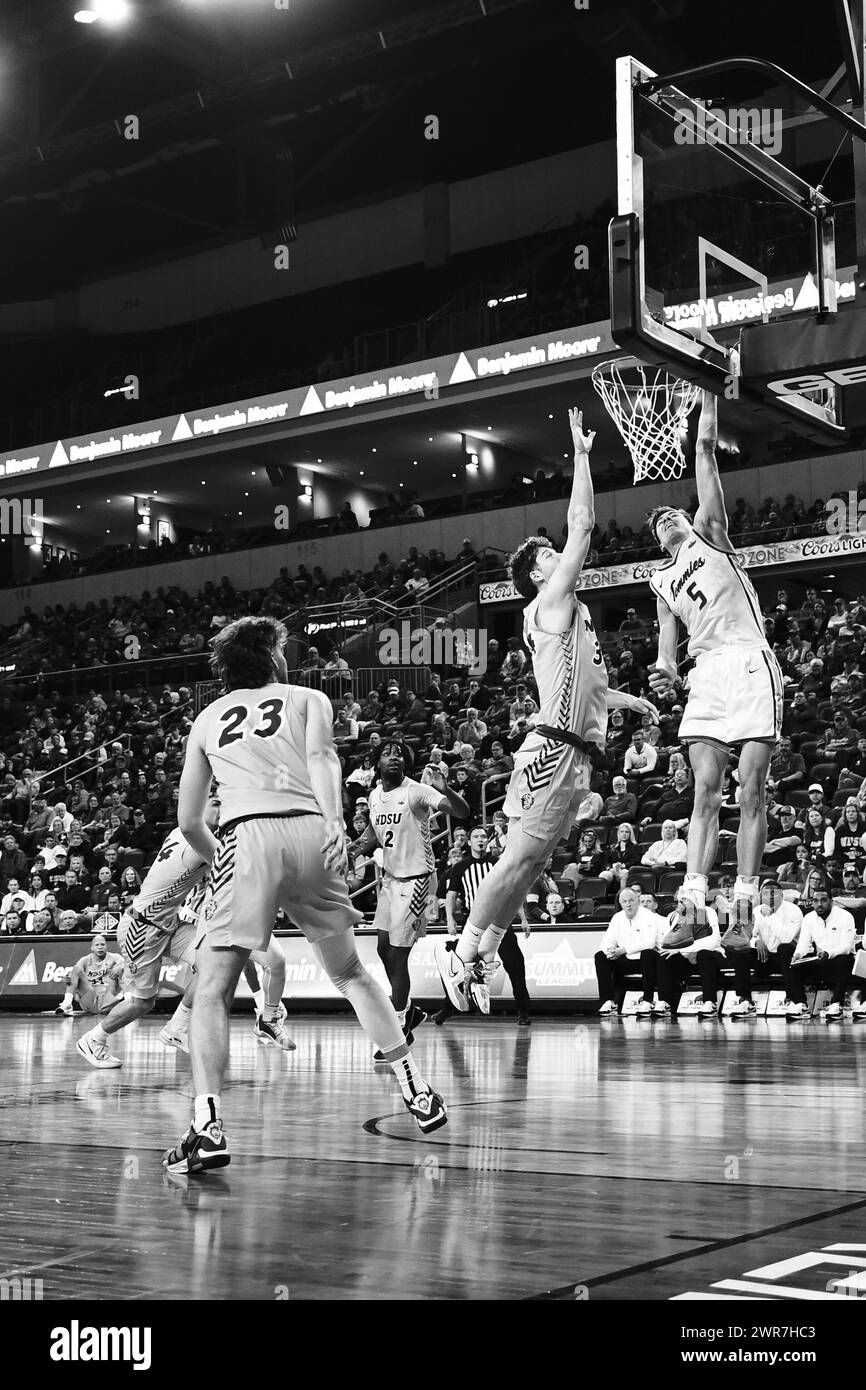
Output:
top-left (1, 1012), bottom-right (864, 1301)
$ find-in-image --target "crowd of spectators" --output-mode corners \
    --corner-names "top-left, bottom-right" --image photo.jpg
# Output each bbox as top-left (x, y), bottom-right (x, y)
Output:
top-left (0, 539), bottom-right (492, 680)
top-left (3, 505), bottom-right (866, 1025)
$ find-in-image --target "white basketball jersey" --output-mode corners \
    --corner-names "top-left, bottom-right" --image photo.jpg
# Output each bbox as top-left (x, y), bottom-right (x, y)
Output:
top-left (195, 683), bottom-right (321, 823)
top-left (368, 778), bottom-right (441, 877)
top-left (131, 827), bottom-right (208, 930)
top-left (649, 530), bottom-right (766, 658)
top-left (520, 595), bottom-right (608, 755)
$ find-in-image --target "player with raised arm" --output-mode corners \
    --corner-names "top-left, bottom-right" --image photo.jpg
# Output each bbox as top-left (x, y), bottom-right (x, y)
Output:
top-left (352, 741), bottom-right (469, 1060)
top-left (163, 616), bottom-right (447, 1175)
top-left (647, 391), bottom-right (783, 949)
top-left (435, 408), bottom-right (656, 1011)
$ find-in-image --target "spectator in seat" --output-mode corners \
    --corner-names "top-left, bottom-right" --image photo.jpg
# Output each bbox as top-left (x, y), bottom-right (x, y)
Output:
top-left (562, 829), bottom-right (606, 888)
top-left (524, 860), bottom-right (560, 922)
top-left (786, 873), bottom-right (856, 1019)
top-left (803, 782), bottom-right (832, 820)
top-left (727, 881), bottom-right (804, 1016)
top-left (623, 728), bottom-right (658, 782)
top-left (598, 823), bottom-right (642, 892)
top-left (56, 869), bottom-right (89, 917)
top-left (641, 819), bottom-right (687, 869)
top-left (594, 885), bottom-right (663, 1016)
top-left (0, 878), bottom-right (34, 917)
top-left (655, 895), bottom-right (723, 1017)
top-left (1, 909), bottom-right (26, 935)
top-left (605, 710), bottom-right (630, 761)
top-left (763, 806), bottom-right (802, 875)
top-left (818, 710), bottom-right (857, 766)
top-left (601, 775), bottom-right (637, 824)
top-left (0, 834), bottom-right (28, 891)
top-left (30, 908), bottom-right (56, 935)
top-left (486, 809), bottom-right (509, 859)
top-left (831, 800), bottom-right (866, 877)
top-left (480, 740), bottom-right (514, 778)
top-left (770, 737), bottom-right (806, 792)
top-left (332, 708), bottom-right (359, 746)
top-left (642, 767), bottom-right (694, 828)
top-left (787, 690), bottom-right (820, 744)
top-left (499, 637), bottom-right (526, 684)
top-left (457, 708), bottom-right (487, 748)
top-left (799, 807), bottom-right (835, 866)
top-left (299, 646), bottom-right (325, 682)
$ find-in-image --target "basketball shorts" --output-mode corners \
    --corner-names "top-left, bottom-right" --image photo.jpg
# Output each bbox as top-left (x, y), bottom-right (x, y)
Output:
top-left (117, 910), bottom-right (196, 1001)
top-left (198, 813), bottom-right (362, 953)
top-left (373, 872), bottom-right (436, 947)
top-left (680, 644), bottom-right (783, 747)
top-left (503, 743), bottom-right (591, 843)
top-left (77, 982), bottom-right (123, 1015)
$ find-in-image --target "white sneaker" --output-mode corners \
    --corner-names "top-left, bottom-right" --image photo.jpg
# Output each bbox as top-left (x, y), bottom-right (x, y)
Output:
top-left (823, 1001), bottom-right (843, 1020)
top-left (160, 1026), bottom-right (189, 1053)
top-left (54, 1000), bottom-right (74, 1017)
top-left (730, 998), bottom-right (757, 1017)
top-left (850, 999), bottom-right (866, 1018)
top-left (76, 1033), bottom-right (122, 1069)
top-left (698, 1000), bottom-right (718, 1017)
top-left (636, 1000), bottom-right (653, 1016)
top-left (434, 939), bottom-right (470, 1013)
top-left (786, 1001), bottom-right (807, 1019)
top-left (253, 1014), bottom-right (297, 1050)
top-left (651, 1000), bottom-right (670, 1017)
top-left (597, 999), bottom-right (616, 1016)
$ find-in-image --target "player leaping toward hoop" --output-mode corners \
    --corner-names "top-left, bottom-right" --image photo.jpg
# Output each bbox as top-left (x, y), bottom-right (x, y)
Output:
top-left (435, 407), bottom-right (657, 1012)
top-left (647, 390), bottom-right (783, 950)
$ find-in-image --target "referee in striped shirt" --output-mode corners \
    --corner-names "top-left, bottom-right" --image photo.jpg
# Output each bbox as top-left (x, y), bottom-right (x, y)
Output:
top-left (438, 826), bottom-right (531, 1025)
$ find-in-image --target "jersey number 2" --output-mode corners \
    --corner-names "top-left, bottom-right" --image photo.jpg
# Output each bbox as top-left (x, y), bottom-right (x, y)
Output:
top-left (217, 698), bottom-right (284, 747)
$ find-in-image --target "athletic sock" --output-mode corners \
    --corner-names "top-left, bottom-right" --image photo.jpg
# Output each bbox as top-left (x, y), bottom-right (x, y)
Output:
top-left (261, 1003), bottom-right (279, 1023)
top-left (733, 875), bottom-right (759, 900)
top-left (61, 991), bottom-right (73, 1008)
top-left (193, 1095), bottom-right (221, 1133)
top-left (681, 873), bottom-right (708, 907)
top-left (251, 989), bottom-right (265, 1014)
top-left (89, 1023), bottom-right (109, 1045)
top-left (456, 920), bottom-right (485, 964)
top-left (171, 1000), bottom-right (192, 1032)
top-left (385, 1047), bottom-right (429, 1101)
top-left (478, 924), bottom-right (507, 960)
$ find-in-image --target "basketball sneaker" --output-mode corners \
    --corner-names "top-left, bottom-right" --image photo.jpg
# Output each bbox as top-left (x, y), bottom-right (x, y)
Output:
top-left (635, 1000), bottom-right (653, 1016)
top-left (162, 1120), bottom-right (229, 1174)
top-left (823, 1001), bottom-right (843, 1020)
top-left (403, 1088), bottom-right (448, 1135)
top-left (597, 999), bottom-right (616, 1015)
top-left (698, 999), bottom-right (718, 1017)
top-left (786, 1001), bottom-right (807, 1019)
top-left (850, 998), bottom-right (866, 1019)
top-left (729, 998), bottom-right (757, 1017)
top-left (54, 1000), bottom-right (74, 1017)
top-left (721, 924), bottom-right (752, 952)
top-left (403, 1003), bottom-right (428, 1045)
top-left (434, 937), bottom-right (471, 1012)
top-left (254, 1014), bottom-right (297, 1050)
top-left (651, 1000), bottom-right (670, 1017)
top-left (76, 1033), bottom-right (122, 1069)
top-left (662, 901), bottom-right (712, 951)
top-left (467, 959), bottom-right (498, 1016)
top-left (159, 1025), bottom-right (189, 1053)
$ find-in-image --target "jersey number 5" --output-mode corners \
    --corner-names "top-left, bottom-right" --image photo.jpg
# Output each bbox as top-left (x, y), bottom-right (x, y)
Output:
top-left (686, 580), bottom-right (707, 609)
top-left (217, 698), bottom-right (284, 747)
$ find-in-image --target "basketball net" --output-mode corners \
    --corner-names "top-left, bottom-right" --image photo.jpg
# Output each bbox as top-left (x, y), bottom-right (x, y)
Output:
top-left (591, 357), bottom-right (701, 483)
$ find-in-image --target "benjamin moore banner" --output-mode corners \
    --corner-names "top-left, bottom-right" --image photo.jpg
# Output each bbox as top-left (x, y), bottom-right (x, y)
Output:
top-left (0, 927), bottom-right (606, 1006)
top-left (0, 322), bottom-right (611, 482)
top-left (479, 531), bottom-right (866, 604)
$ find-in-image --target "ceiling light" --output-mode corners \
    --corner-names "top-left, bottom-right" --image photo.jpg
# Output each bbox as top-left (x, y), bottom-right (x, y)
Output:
top-left (372, 448), bottom-right (377, 453)
top-left (428, 436), bottom-right (433, 442)
top-left (413, 460), bottom-right (418, 466)
top-left (359, 471), bottom-right (364, 476)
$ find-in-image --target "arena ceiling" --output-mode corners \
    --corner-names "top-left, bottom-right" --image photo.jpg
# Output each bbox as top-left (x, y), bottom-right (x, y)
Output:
top-left (0, 0), bottom-right (850, 298)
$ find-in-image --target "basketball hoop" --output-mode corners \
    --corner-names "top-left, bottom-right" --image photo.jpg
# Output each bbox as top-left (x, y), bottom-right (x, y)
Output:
top-left (591, 357), bottom-right (701, 483)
